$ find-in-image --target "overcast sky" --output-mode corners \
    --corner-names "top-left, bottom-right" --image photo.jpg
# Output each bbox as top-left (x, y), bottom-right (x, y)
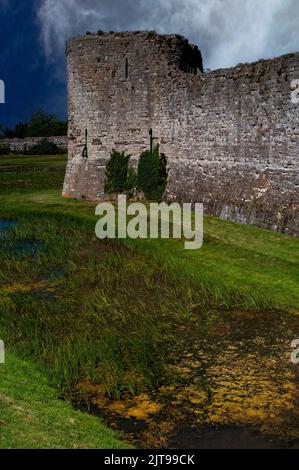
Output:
top-left (37, 0), bottom-right (299, 70)
top-left (1, 0), bottom-right (299, 127)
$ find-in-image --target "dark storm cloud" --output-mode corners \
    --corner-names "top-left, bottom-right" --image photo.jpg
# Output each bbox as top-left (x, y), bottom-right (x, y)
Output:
top-left (37, 0), bottom-right (299, 70)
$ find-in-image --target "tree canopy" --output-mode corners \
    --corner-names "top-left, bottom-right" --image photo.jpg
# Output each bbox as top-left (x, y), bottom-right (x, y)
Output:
top-left (0, 110), bottom-right (68, 139)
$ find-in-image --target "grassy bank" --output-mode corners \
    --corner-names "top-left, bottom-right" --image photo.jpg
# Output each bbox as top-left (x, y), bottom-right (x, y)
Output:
top-left (1, 155), bottom-right (299, 447)
top-left (0, 352), bottom-right (128, 449)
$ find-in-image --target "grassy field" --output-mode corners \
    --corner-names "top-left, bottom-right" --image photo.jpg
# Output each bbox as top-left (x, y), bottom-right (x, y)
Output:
top-left (1, 155), bottom-right (299, 448)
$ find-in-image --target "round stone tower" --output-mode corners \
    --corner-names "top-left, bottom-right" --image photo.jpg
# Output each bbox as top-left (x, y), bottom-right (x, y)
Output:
top-left (63, 31), bottom-right (203, 199)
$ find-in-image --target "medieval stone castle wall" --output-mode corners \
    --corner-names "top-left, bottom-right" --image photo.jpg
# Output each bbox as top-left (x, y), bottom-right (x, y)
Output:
top-left (63, 31), bottom-right (299, 235)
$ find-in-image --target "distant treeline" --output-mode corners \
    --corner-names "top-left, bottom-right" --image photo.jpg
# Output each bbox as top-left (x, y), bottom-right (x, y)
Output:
top-left (0, 110), bottom-right (68, 139)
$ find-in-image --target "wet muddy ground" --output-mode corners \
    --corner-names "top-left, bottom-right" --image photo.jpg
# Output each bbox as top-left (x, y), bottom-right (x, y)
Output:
top-left (76, 309), bottom-right (299, 449)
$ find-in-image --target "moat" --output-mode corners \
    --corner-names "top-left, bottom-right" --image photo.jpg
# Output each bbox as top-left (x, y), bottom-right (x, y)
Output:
top-left (75, 307), bottom-right (299, 449)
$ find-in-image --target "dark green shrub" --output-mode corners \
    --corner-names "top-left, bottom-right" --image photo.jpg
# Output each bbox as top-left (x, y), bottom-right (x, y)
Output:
top-left (24, 139), bottom-right (65, 155)
top-left (105, 149), bottom-right (131, 193)
top-left (137, 145), bottom-right (167, 201)
top-left (125, 167), bottom-right (138, 194)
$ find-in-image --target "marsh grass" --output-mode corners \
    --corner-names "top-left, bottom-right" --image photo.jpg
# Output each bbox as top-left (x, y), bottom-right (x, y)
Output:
top-left (1, 155), bottom-right (299, 400)
top-left (0, 212), bottom-right (181, 397)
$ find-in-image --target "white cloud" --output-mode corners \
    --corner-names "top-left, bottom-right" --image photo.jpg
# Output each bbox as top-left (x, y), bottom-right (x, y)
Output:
top-left (37, 0), bottom-right (299, 70)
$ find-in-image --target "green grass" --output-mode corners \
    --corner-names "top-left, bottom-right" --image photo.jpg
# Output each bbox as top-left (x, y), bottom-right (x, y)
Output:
top-left (0, 155), bottom-right (67, 192)
top-left (0, 352), bottom-right (129, 449)
top-left (1, 154), bottom-right (299, 447)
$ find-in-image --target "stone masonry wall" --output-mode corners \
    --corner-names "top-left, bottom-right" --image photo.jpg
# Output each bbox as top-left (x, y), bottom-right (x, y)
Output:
top-left (63, 31), bottom-right (299, 235)
top-left (1, 136), bottom-right (68, 152)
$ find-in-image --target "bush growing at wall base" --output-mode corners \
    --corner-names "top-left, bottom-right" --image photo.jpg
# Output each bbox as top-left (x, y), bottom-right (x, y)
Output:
top-left (137, 145), bottom-right (167, 201)
top-left (105, 149), bottom-right (131, 193)
top-left (104, 146), bottom-right (168, 200)
top-left (125, 167), bottom-right (138, 195)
